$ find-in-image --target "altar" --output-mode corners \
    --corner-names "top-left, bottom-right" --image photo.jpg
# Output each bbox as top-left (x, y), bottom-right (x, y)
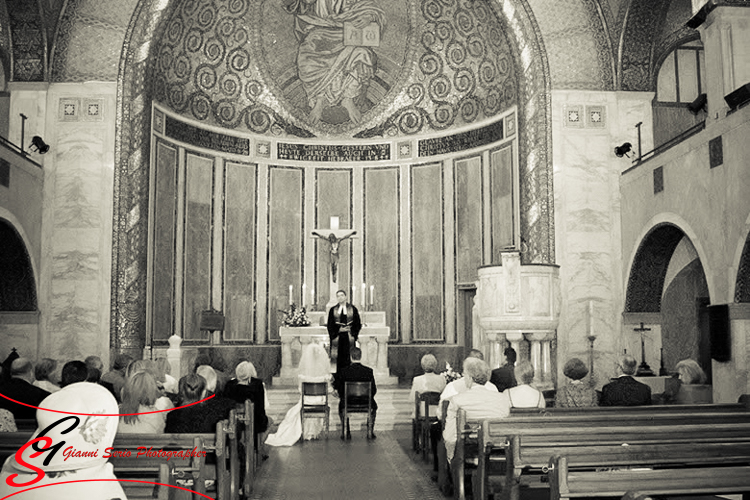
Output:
top-left (272, 311), bottom-right (398, 386)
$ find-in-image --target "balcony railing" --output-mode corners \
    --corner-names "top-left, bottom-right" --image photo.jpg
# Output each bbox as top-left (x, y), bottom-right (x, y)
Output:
top-left (623, 120), bottom-right (706, 174)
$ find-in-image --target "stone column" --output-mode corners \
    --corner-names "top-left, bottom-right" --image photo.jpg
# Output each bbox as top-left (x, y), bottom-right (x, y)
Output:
top-left (505, 332), bottom-right (525, 362)
top-left (167, 335), bottom-right (182, 378)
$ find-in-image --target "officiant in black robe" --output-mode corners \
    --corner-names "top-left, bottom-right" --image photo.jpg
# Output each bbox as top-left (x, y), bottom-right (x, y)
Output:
top-left (327, 289), bottom-right (362, 375)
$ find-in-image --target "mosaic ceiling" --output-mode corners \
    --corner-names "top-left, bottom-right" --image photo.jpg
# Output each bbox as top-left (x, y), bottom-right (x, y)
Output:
top-left (151, 0), bottom-right (518, 138)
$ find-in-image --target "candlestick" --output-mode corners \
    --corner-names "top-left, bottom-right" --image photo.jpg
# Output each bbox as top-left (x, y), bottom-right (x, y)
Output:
top-left (302, 283), bottom-right (307, 307)
top-left (289, 285), bottom-right (293, 306)
top-left (370, 285), bottom-right (374, 305)
top-left (330, 216), bottom-right (339, 230)
top-left (361, 283), bottom-right (366, 306)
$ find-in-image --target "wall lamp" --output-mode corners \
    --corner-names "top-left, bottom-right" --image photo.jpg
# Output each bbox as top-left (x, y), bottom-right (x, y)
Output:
top-left (614, 142), bottom-right (632, 158)
top-left (29, 136), bottom-right (50, 154)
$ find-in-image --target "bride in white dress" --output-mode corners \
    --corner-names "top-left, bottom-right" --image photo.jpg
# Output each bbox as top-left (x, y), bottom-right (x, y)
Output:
top-left (266, 342), bottom-right (332, 446)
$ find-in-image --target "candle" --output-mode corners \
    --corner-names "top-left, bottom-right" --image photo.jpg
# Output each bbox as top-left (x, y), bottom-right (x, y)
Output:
top-left (370, 285), bottom-right (374, 305)
top-left (588, 300), bottom-right (594, 336)
top-left (362, 283), bottom-right (366, 306)
top-left (289, 285), bottom-right (293, 306)
top-left (330, 216), bottom-right (339, 230)
top-left (311, 287), bottom-right (315, 307)
top-left (302, 283), bottom-right (307, 306)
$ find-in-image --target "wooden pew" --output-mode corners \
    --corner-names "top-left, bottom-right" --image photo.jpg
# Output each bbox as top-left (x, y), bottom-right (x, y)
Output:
top-left (475, 409), bottom-right (750, 500)
top-left (548, 444), bottom-right (750, 500)
top-left (452, 408), bottom-right (481, 500)
top-left (509, 402), bottom-right (746, 415)
top-left (0, 414), bottom-right (242, 500)
top-left (234, 399), bottom-right (256, 497)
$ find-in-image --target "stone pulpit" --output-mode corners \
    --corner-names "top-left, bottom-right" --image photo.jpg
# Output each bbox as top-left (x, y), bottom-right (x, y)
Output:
top-left (273, 310), bottom-right (397, 386)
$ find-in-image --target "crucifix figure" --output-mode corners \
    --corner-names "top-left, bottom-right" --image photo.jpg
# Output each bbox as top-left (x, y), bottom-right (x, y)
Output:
top-left (634, 322), bottom-right (655, 376)
top-left (311, 217), bottom-right (357, 309)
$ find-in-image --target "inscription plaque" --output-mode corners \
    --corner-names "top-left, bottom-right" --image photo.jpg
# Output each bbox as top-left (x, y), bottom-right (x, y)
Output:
top-left (418, 120), bottom-right (504, 157)
top-left (165, 116), bottom-right (250, 156)
top-left (277, 142), bottom-right (391, 162)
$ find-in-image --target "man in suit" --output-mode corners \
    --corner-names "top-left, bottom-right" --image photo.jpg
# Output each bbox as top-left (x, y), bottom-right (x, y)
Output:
top-left (327, 289), bottom-right (362, 375)
top-left (334, 347), bottom-right (377, 440)
top-left (599, 355), bottom-right (652, 406)
top-left (490, 346), bottom-right (518, 392)
top-left (0, 358), bottom-right (51, 419)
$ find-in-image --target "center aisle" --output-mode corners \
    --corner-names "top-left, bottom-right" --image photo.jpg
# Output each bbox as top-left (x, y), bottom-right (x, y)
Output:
top-left (249, 430), bottom-right (445, 500)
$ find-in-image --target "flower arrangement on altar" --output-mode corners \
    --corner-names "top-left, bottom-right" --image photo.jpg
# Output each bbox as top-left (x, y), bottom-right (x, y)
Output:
top-left (280, 303), bottom-right (311, 327)
top-left (441, 362), bottom-right (462, 383)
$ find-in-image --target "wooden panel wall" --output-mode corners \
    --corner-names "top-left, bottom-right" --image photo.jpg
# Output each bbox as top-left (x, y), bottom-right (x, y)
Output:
top-left (364, 167), bottom-right (400, 340)
top-left (267, 167), bottom-right (304, 340)
top-left (224, 162), bottom-right (257, 340)
top-left (411, 163), bottom-right (444, 341)
top-left (183, 153), bottom-right (213, 340)
top-left (151, 141), bottom-right (177, 340)
top-left (315, 169), bottom-right (352, 306)
top-left (455, 155), bottom-right (483, 284)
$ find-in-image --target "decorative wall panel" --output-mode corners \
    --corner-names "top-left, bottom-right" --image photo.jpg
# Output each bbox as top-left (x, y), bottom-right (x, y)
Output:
top-left (411, 162), bottom-right (444, 341)
top-left (183, 153), bottom-right (213, 340)
top-left (224, 162), bottom-right (257, 340)
top-left (316, 169), bottom-right (352, 302)
top-left (455, 155), bottom-right (483, 283)
top-left (364, 167), bottom-right (400, 341)
top-left (490, 145), bottom-right (514, 261)
top-left (267, 167), bottom-right (304, 340)
top-left (150, 141), bottom-right (177, 340)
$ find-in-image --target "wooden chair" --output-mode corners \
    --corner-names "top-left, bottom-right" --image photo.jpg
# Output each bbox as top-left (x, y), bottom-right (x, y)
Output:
top-left (414, 391), bottom-right (441, 461)
top-left (300, 381), bottom-right (330, 440)
top-left (343, 381), bottom-right (373, 438)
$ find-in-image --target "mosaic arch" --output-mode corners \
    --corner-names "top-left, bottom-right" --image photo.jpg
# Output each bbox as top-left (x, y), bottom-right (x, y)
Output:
top-left (624, 223), bottom-right (695, 313)
top-left (109, 0), bottom-right (553, 354)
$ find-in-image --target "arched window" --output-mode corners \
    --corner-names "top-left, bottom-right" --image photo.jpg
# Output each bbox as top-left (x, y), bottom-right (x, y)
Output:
top-left (0, 220), bottom-right (37, 311)
top-left (653, 40), bottom-right (707, 147)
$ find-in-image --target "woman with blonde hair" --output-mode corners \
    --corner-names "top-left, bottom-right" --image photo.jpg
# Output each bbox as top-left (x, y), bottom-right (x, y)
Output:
top-left (505, 361), bottom-right (546, 408)
top-left (118, 370), bottom-right (168, 433)
top-left (266, 342), bottom-right (332, 446)
top-left (673, 359), bottom-right (711, 404)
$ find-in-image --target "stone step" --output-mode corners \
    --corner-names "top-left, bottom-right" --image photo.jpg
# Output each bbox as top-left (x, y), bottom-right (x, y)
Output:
top-left (265, 387), bottom-right (413, 432)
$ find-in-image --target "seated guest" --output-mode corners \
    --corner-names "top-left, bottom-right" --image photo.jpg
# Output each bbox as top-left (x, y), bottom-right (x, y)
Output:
top-left (33, 357), bottom-right (61, 393)
top-left (334, 347), bottom-right (377, 440)
top-left (194, 354), bottom-right (230, 394)
top-left (165, 372), bottom-right (237, 433)
top-left (555, 357), bottom-right (598, 408)
top-left (125, 358), bottom-right (155, 379)
top-left (223, 361), bottom-right (269, 436)
top-left (0, 382), bottom-right (127, 500)
top-left (60, 360), bottom-right (89, 387)
top-left (0, 358), bottom-right (50, 419)
top-left (84, 355), bottom-right (103, 383)
top-left (118, 370), bottom-right (168, 433)
top-left (409, 353), bottom-right (447, 418)
top-left (599, 355), bottom-right (651, 406)
top-left (438, 349), bottom-right (496, 418)
top-left (673, 359), bottom-right (711, 404)
top-left (490, 347), bottom-right (518, 393)
top-left (505, 361), bottom-right (546, 408)
top-left (100, 353), bottom-right (132, 402)
top-left (443, 357), bottom-right (510, 462)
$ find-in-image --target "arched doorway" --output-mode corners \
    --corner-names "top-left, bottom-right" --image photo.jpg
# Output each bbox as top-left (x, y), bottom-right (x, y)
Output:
top-left (735, 231), bottom-right (750, 303)
top-left (625, 223), bottom-right (710, 379)
top-left (0, 219), bottom-right (37, 312)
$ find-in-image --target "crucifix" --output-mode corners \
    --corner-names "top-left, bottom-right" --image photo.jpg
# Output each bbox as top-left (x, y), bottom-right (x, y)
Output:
top-left (634, 322), bottom-right (655, 376)
top-left (311, 216), bottom-right (357, 309)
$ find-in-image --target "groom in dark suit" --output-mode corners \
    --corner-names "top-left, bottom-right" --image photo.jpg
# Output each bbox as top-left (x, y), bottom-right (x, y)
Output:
top-left (599, 354), bottom-right (652, 406)
top-left (327, 289), bottom-right (362, 375)
top-left (334, 347), bottom-right (377, 440)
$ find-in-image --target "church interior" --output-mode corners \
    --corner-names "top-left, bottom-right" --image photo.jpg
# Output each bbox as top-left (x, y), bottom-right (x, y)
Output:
top-left (1, 0), bottom-right (750, 407)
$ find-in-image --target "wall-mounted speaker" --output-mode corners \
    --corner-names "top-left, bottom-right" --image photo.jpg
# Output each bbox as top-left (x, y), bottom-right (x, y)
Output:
top-left (708, 304), bottom-right (731, 362)
top-left (724, 83), bottom-right (750, 111)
